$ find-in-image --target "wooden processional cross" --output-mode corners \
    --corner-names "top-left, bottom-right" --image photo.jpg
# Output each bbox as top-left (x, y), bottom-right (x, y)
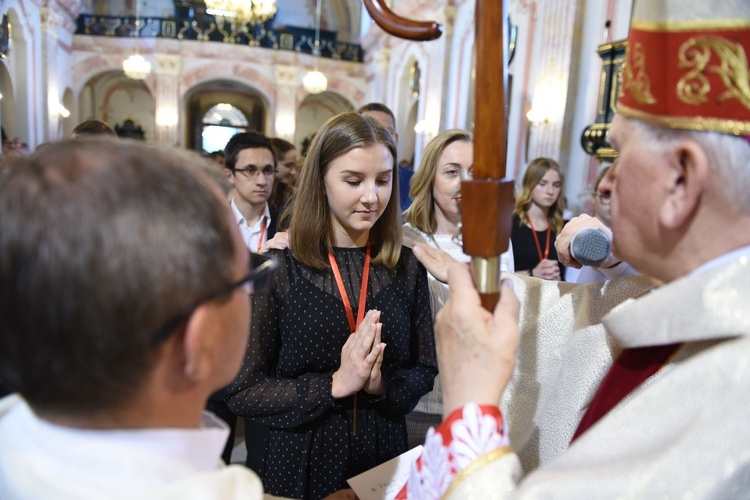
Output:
top-left (363, 0), bottom-right (514, 310)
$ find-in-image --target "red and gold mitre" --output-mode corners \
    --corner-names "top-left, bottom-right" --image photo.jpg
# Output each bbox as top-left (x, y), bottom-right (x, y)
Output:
top-left (617, 1), bottom-right (750, 136)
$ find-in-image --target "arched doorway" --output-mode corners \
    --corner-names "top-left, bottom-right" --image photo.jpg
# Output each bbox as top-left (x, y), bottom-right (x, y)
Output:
top-left (61, 88), bottom-right (75, 138)
top-left (78, 70), bottom-right (154, 141)
top-left (183, 79), bottom-right (268, 152)
top-left (295, 90), bottom-right (353, 156)
top-left (0, 61), bottom-right (14, 145)
top-left (4, 8), bottom-right (30, 146)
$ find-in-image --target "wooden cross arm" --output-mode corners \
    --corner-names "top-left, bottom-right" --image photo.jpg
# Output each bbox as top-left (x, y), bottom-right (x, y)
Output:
top-left (362, 0), bottom-right (443, 41)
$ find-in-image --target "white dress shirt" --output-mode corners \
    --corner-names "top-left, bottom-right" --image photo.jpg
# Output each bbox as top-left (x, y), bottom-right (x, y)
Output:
top-left (230, 198), bottom-right (271, 252)
top-left (0, 395), bottom-right (265, 499)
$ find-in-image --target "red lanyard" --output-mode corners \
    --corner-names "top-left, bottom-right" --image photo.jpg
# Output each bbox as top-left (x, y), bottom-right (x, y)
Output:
top-left (328, 243), bottom-right (371, 333)
top-left (256, 217), bottom-right (268, 253)
top-left (526, 215), bottom-right (551, 261)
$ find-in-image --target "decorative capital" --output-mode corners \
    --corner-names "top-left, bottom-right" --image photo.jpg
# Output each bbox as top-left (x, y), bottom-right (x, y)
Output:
top-left (374, 48), bottom-right (391, 71)
top-left (155, 55), bottom-right (181, 76)
top-left (435, 5), bottom-right (457, 36)
top-left (274, 65), bottom-right (298, 87)
top-left (511, 0), bottom-right (538, 15)
top-left (40, 7), bottom-right (63, 35)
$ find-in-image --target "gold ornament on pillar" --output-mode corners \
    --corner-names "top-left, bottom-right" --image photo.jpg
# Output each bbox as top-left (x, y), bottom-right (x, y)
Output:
top-left (205, 0), bottom-right (277, 32)
top-left (303, 0), bottom-right (327, 94)
top-left (122, 0), bottom-right (151, 80)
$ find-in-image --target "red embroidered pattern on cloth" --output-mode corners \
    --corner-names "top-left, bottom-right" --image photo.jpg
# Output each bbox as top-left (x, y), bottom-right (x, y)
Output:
top-left (398, 403), bottom-right (508, 499)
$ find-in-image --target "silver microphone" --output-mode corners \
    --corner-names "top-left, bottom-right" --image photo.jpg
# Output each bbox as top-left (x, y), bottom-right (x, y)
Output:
top-left (570, 228), bottom-right (611, 266)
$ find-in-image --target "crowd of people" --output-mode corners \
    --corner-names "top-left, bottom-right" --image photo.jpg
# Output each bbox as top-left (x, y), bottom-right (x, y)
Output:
top-left (1, 0), bottom-right (748, 497)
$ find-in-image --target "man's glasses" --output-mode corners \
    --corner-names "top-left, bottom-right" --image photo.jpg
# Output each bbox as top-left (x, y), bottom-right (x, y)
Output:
top-left (596, 192), bottom-right (611, 206)
top-left (233, 166), bottom-right (276, 178)
top-left (151, 252), bottom-right (278, 344)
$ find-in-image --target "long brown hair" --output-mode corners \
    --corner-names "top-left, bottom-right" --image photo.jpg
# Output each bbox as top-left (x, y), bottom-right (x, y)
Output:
top-left (290, 112), bottom-right (401, 269)
top-left (513, 157), bottom-right (565, 233)
top-left (404, 129), bottom-right (472, 234)
top-left (268, 137), bottom-right (296, 210)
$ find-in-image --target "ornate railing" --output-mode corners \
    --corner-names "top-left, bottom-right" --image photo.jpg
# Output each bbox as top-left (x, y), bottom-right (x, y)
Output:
top-left (75, 14), bottom-right (365, 63)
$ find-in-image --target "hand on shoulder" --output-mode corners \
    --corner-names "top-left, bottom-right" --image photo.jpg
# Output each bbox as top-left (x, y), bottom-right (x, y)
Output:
top-left (262, 231), bottom-right (289, 252)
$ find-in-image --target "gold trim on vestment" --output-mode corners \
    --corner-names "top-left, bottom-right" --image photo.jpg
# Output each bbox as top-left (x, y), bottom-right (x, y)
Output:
top-left (442, 446), bottom-right (514, 499)
top-left (631, 18), bottom-right (750, 33)
top-left (616, 102), bottom-right (750, 135)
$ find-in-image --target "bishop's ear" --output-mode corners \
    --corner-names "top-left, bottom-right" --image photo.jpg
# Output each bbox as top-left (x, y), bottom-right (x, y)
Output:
top-left (659, 140), bottom-right (710, 230)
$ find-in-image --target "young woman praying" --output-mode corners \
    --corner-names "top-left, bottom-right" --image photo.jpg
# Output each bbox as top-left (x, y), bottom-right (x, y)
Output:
top-left (226, 112), bottom-right (437, 500)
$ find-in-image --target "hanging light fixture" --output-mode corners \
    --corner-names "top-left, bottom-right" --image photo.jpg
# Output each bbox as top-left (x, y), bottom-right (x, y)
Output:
top-left (123, 52), bottom-right (151, 80)
top-left (303, 0), bottom-right (327, 94)
top-left (122, 0), bottom-right (151, 80)
top-left (205, 0), bottom-right (277, 31)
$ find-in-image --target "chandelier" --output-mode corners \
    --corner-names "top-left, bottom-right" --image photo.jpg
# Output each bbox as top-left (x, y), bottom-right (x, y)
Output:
top-left (303, 70), bottom-right (327, 94)
top-left (303, 0), bottom-right (327, 94)
top-left (122, 0), bottom-right (151, 81)
top-left (206, 0), bottom-right (277, 30)
top-left (123, 52), bottom-right (152, 80)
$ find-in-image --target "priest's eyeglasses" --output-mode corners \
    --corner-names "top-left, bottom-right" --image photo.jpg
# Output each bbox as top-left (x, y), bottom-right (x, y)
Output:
top-left (596, 192), bottom-right (611, 206)
top-left (151, 252), bottom-right (278, 344)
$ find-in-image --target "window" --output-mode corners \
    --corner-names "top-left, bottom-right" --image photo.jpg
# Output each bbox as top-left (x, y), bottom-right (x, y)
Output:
top-left (201, 103), bottom-right (248, 152)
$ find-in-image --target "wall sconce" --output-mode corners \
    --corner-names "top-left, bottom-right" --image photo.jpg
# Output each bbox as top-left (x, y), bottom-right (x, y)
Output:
top-left (414, 119), bottom-right (438, 139)
top-left (526, 65), bottom-right (567, 125)
top-left (275, 112), bottom-right (296, 140)
top-left (58, 104), bottom-right (71, 119)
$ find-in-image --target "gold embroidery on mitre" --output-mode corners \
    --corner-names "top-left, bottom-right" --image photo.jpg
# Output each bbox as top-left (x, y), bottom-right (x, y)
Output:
top-left (621, 42), bottom-right (657, 105)
top-left (678, 36), bottom-right (750, 109)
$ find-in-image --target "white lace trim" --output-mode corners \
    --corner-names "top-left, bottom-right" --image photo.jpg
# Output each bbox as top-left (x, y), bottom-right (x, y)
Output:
top-left (407, 402), bottom-right (508, 499)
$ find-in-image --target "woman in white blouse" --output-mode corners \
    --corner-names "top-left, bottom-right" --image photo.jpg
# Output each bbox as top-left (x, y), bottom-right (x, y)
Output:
top-left (402, 129), bottom-right (514, 447)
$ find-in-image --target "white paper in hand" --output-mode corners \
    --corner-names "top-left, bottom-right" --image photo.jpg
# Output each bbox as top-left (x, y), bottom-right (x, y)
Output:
top-left (347, 445), bottom-right (423, 500)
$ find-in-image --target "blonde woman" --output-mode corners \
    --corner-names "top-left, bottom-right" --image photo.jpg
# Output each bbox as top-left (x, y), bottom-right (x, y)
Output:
top-left (403, 129), bottom-right (513, 447)
top-left (512, 157), bottom-right (565, 280)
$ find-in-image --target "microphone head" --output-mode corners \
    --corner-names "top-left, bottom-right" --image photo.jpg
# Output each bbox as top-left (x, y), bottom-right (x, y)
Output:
top-left (570, 228), bottom-right (611, 266)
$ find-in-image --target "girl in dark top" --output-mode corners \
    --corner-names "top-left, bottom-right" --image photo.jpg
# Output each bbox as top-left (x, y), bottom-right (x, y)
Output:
top-left (511, 157), bottom-right (566, 280)
top-left (268, 137), bottom-right (298, 211)
top-left (227, 112), bottom-right (437, 500)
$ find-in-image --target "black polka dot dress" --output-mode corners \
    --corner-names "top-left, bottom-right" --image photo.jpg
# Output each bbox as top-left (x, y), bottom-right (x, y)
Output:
top-left (226, 246), bottom-right (437, 500)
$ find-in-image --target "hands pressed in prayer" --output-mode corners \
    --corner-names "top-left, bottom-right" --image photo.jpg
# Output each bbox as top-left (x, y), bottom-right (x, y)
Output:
top-left (332, 310), bottom-right (386, 398)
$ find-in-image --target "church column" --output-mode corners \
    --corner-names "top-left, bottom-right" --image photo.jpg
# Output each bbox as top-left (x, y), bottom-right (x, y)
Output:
top-left (525, 0), bottom-right (577, 162)
top-left (154, 54), bottom-right (180, 146)
top-left (366, 48), bottom-right (390, 104)
top-left (40, 7), bottom-right (62, 141)
top-left (434, 5), bottom-right (457, 132)
top-left (273, 65), bottom-right (298, 142)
